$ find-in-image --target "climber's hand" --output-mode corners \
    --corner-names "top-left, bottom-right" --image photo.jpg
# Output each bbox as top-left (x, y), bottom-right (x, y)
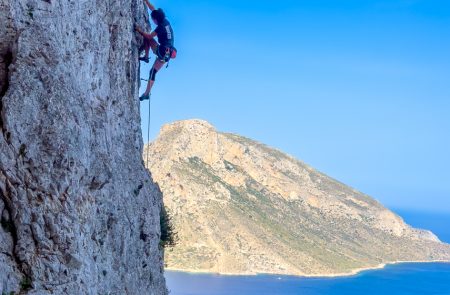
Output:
top-left (143, 0), bottom-right (155, 11)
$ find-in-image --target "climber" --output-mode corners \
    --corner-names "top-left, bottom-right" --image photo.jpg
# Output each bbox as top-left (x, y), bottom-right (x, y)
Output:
top-left (135, 0), bottom-right (176, 101)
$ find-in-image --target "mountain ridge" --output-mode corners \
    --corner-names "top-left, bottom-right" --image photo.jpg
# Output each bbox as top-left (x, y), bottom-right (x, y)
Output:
top-left (147, 119), bottom-right (450, 276)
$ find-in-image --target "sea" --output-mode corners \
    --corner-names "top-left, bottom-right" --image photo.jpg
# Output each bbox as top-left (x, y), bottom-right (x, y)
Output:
top-left (166, 210), bottom-right (450, 295)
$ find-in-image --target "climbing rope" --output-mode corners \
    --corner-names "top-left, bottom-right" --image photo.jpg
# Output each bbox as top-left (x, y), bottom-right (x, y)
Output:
top-left (146, 97), bottom-right (151, 168)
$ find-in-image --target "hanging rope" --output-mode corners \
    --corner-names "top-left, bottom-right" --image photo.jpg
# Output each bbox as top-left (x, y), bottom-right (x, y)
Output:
top-left (146, 97), bottom-right (151, 168)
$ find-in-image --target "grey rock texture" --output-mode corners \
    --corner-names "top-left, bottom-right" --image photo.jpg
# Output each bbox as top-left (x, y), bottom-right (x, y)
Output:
top-left (0, 0), bottom-right (167, 294)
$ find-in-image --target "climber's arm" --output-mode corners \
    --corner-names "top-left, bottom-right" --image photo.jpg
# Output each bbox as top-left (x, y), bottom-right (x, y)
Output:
top-left (135, 25), bottom-right (157, 39)
top-left (144, 31), bottom-right (157, 40)
top-left (144, 0), bottom-right (156, 11)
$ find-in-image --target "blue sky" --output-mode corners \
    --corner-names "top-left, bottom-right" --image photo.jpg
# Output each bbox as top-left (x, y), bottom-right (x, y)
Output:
top-left (139, 0), bottom-right (450, 213)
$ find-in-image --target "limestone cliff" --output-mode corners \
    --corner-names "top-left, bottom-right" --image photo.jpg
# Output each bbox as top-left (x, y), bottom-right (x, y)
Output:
top-left (1, 0), bottom-right (167, 294)
top-left (147, 119), bottom-right (450, 276)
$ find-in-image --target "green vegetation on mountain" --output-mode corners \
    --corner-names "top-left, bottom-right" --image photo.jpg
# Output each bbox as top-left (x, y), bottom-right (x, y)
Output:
top-left (147, 119), bottom-right (450, 276)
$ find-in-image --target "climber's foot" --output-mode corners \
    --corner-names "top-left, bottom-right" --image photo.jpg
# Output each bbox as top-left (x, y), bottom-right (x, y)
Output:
top-left (139, 93), bottom-right (150, 101)
top-left (139, 56), bottom-right (150, 63)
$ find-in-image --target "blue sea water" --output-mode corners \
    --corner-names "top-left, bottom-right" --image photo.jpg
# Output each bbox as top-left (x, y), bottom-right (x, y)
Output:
top-left (166, 211), bottom-right (450, 295)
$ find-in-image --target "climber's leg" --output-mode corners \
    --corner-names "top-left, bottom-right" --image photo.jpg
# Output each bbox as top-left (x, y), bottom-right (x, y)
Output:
top-left (139, 38), bottom-right (158, 63)
top-left (148, 38), bottom-right (158, 53)
top-left (140, 59), bottom-right (165, 101)
top-left (146, 59), bottom-right (165, 93)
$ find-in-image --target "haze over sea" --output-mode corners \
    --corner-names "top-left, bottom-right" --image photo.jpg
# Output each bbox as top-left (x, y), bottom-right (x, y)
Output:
top-left (166, 210), bottom-right (450, 295)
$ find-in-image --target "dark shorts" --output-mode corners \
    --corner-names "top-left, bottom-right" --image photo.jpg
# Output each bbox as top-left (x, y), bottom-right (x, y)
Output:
top-left (153, 45), bottom-right (171, 62)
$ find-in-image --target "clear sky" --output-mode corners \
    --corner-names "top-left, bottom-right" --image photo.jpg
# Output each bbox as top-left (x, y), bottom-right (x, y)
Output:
top-left (139, 0), bottom-right (450, 213)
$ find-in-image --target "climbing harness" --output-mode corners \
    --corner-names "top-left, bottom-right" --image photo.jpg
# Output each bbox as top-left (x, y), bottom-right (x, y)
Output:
top-left (164, 47), bottom-right (177, 68)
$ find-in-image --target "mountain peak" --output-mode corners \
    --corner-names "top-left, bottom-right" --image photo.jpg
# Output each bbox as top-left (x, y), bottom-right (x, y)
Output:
top-left (161, 119), bottom-right (216, 134)
top-left (147, 120), bottom-right (450, 276)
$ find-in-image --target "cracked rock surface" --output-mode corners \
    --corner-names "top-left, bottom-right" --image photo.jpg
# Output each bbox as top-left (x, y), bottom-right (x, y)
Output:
top-left (0, 0), bottom-right (167, 294)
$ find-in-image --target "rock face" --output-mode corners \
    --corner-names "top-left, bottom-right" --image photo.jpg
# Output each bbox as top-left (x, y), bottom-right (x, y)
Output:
top-left (147, 119), bottom-right (450, 276)
top-left (1, 1), bottom-right (167, 294)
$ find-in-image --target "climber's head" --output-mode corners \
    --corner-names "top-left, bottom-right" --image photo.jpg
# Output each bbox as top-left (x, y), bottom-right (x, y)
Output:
top-left (151, 8), bottom-right (166, 25)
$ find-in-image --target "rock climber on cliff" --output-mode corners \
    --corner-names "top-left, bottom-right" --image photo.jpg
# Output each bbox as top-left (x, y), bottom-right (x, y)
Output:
top-left (135, 0), bottom-right (176, 101)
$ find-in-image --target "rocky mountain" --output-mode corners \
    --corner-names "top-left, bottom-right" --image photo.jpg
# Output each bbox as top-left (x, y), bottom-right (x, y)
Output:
top-left (147, 119), bottom-right (450, 276)
top-left (1, 0), bottom-right (167, 294)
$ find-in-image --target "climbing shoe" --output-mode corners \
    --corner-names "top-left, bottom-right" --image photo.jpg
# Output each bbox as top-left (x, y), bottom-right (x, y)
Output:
top-left (139, 56), bottom-right (150, 63)
top-left (139, 93), bottom-right (150, 101)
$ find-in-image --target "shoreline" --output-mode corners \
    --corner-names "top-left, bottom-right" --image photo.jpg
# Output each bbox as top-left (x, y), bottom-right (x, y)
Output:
top-left (165, 259), bottom-right (450, 279)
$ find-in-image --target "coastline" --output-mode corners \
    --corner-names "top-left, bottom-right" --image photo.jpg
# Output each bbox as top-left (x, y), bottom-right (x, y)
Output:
top-left (165, 259), bottom-right (450, 279)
